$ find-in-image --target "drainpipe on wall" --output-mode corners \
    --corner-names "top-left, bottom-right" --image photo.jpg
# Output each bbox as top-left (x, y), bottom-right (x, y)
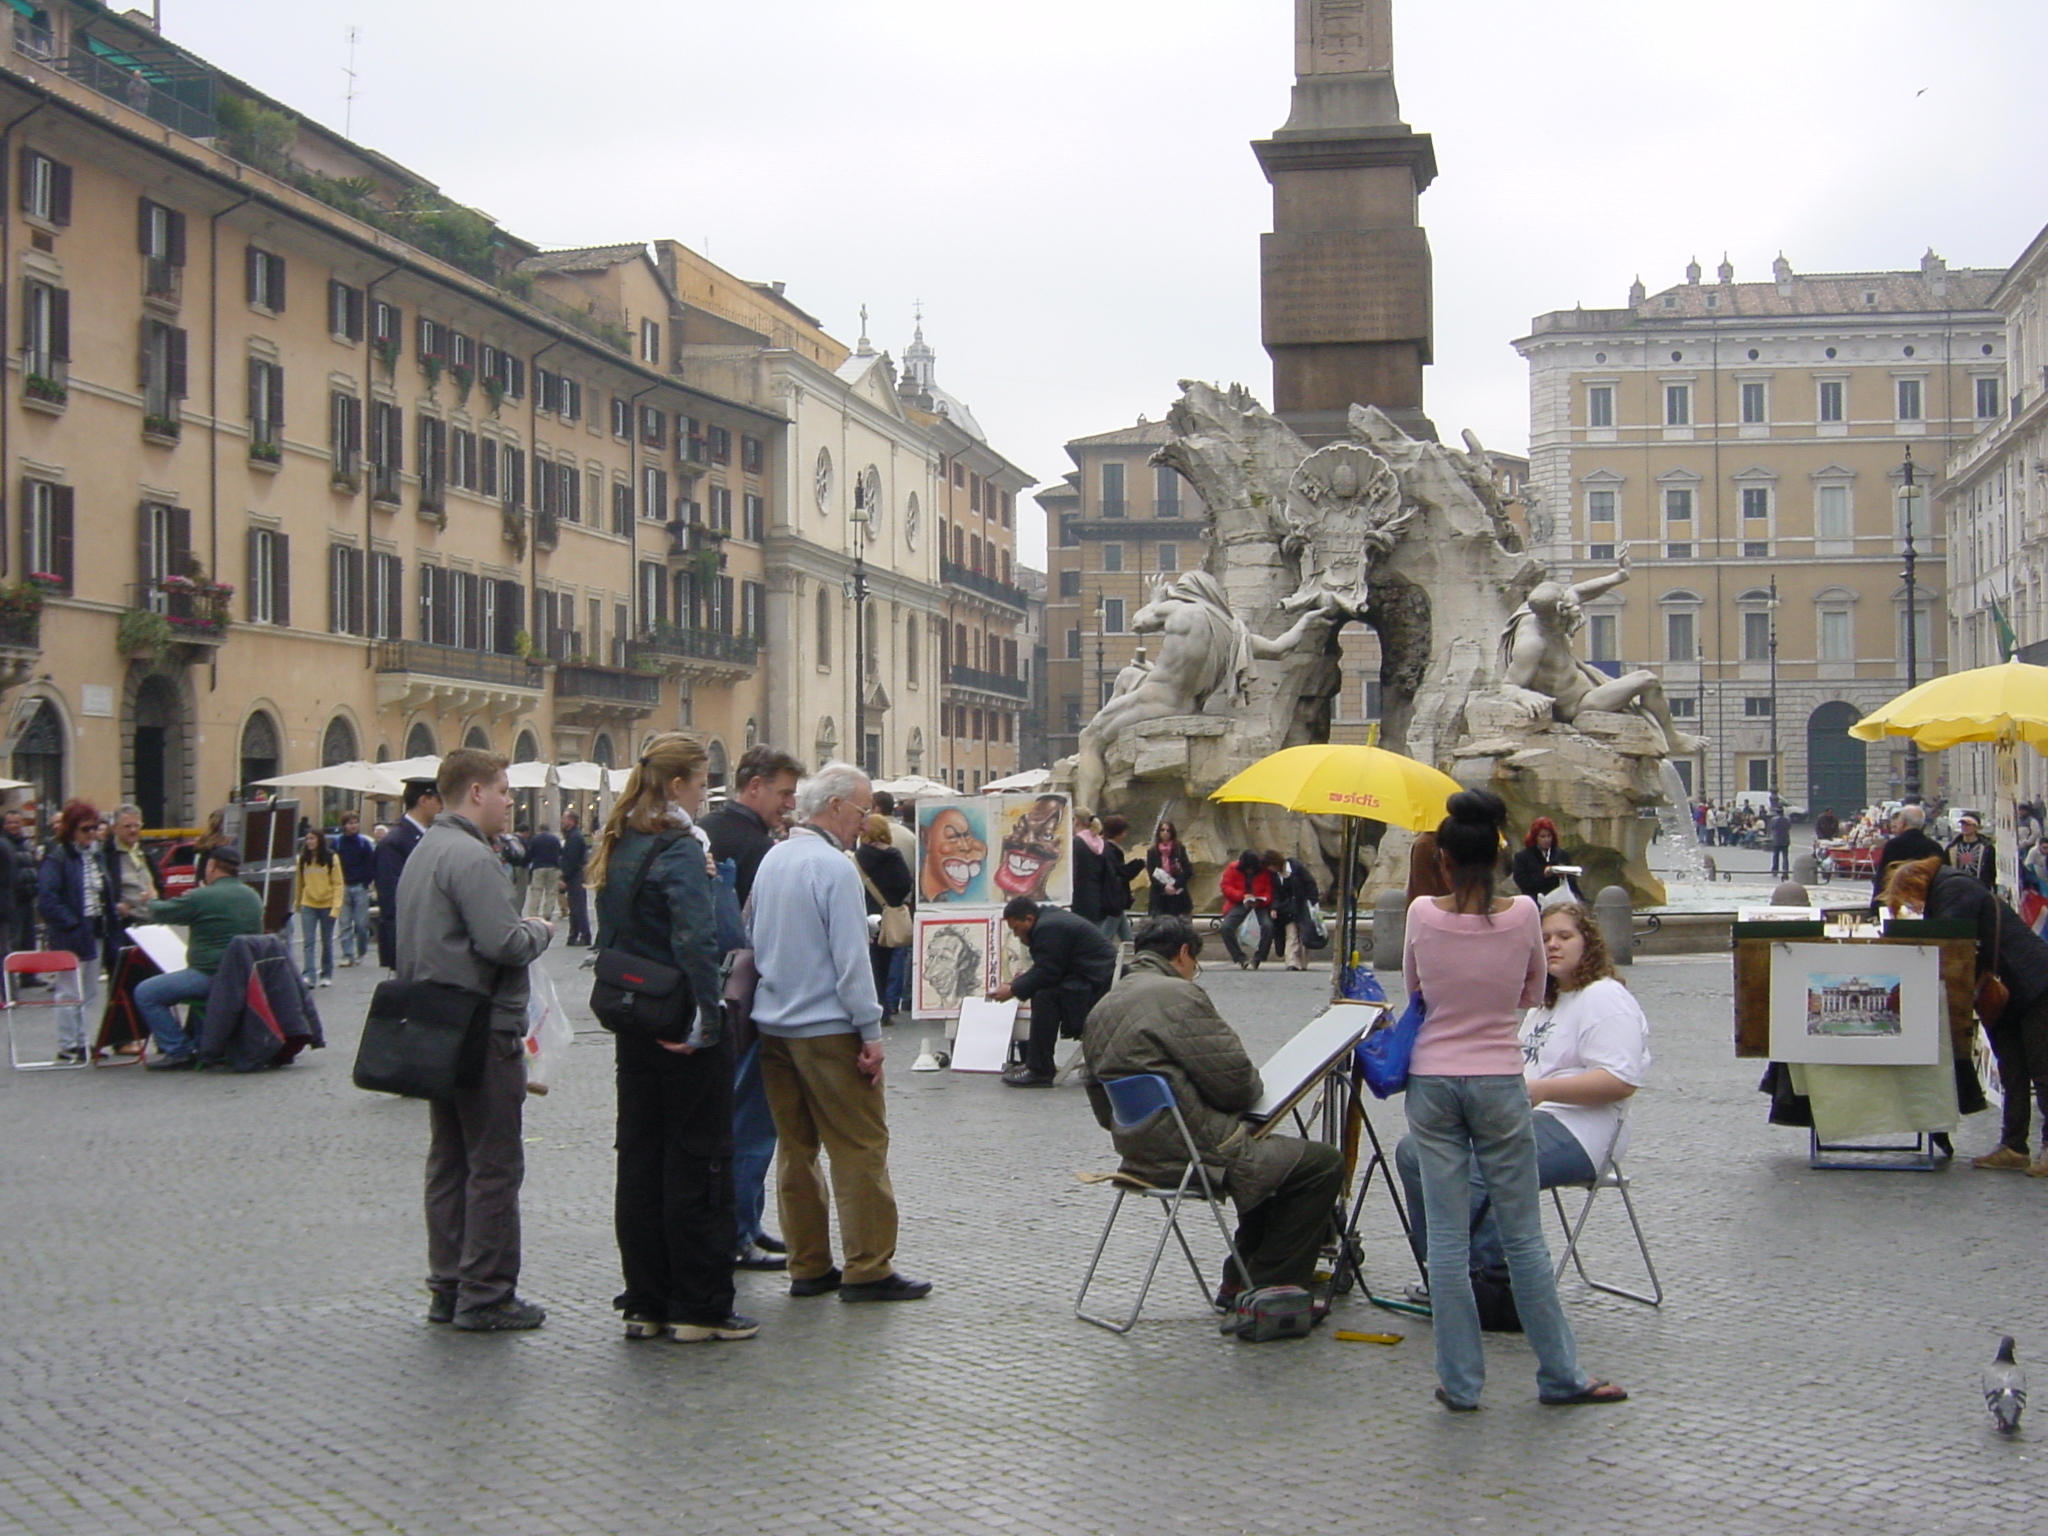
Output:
top-left (359, 262), bottom-right (402, 733)
top-left (207, 189), bottom-right (254, 700)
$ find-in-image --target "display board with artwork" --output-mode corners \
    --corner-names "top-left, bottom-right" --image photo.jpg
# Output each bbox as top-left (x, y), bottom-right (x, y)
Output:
top-left (1767, 941), bottom-right (1943, 1066)
top-left (915, 794), bottom-right (1072, 909)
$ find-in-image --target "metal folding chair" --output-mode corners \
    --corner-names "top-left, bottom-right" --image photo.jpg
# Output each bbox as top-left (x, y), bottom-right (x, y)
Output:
top-left (5, 951), bottom-right (89, 1071)
top-left (1075, 1073), bottom-right (1248, 1334)
top-left (1549, 1126), bottom-right (1663, 1307)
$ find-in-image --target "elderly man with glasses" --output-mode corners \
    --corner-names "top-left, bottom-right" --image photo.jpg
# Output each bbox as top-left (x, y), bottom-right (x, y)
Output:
top-left (747, 762), bottom-right (931, 1305)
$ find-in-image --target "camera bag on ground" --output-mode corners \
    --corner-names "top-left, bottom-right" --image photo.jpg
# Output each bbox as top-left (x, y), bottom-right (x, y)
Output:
top-left (353, 978), bottom-right (492, 1099)
top-left (589, 831), bottom-right (695, 1043)
top-left (1220, 1284), bottom-right (1316, 1342)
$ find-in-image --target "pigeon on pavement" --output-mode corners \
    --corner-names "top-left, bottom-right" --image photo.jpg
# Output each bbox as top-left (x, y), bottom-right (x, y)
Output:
top-left (1982, 1336), bottom-right (2026, 1436)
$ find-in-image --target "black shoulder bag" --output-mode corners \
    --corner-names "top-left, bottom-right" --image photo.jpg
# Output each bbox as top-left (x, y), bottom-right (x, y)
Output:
top-left (353, 978), bottom-right (494, 1100)
top-left (589, 833), bottom-right (703, 1044)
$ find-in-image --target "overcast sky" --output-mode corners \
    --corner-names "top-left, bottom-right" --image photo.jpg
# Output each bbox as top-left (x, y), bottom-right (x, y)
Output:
top-left (167, 1), bottom-right (2048, 566)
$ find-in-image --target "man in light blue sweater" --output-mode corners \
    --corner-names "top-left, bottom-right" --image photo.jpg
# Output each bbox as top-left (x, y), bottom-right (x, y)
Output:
top-left (749, 762), bottom-right (932, 1304)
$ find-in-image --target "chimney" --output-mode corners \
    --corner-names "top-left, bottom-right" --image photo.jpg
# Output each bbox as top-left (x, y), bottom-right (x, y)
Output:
top-left (1685, 258), bottom-right (1702, 286)
top-left (1922, 248), bottom-right (1948, 297)
top-left (1772, 253), bottom-right (1794, 296)
top-left (1717, 254), bottom-right (1734, 284)
top-left (1628, 276), bottom-right (1647, 306)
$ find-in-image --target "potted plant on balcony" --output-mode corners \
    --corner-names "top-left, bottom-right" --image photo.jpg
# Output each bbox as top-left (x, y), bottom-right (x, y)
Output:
top-left (250, 440), bottom-right (283, 467)
top-left (117, 606), bottom-right (173, 663)
top-left (451, 362), bottom-right (474, 407)
top-left (25, 571), bottom-right (64, 597)
top-left (0, 579), bottom-right (44, 648)
top-left (501, 507), bottom-right (527, 559)
top-left (421, 354), bottom-right (443, 396)
top-left (24, 374), bottom-right (66, 408)
top-left (372, 337), bottom-right (399, 379)
top-left (330, 466), bottom-right (361, 495)
top-left (482, 375), bottom-right (505, 416)
top-left (142, 413), bottom-right (181, 442)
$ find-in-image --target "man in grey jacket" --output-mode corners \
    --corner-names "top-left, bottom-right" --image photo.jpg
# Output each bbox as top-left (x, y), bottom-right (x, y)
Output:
top-left (397, 748), bottom-right (554, 1331)
top-left (1083, 915), bottom-right (1342, 1304)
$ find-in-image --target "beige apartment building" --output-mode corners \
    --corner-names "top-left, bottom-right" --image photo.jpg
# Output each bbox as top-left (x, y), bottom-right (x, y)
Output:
top-left (0, 3), bottom-right (773, 823)
top-left (1940, 218), bottom-right (2048, 808)
top-left (1516, 254), bottom-right (2003, 814)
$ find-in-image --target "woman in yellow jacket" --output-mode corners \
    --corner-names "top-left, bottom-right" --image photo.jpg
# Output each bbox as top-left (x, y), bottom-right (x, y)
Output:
top-left (291, 827), bottom-right (345, 988)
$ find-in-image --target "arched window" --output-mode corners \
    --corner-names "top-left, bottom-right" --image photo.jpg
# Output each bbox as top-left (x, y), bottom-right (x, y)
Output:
top-left (464, 726), bottom-right (491, 751)
top-left (707, 740), bottom-right (729, 791)
top-left (816, 586), bottom-right (833, 668)
top-left (320, 715), bottom-right (359, 827)
top-left (514, 730), bottom-right (539, 763)
top-left (592, 733), bottom-right (616, 768)
top-left (11, 696), bottom-right (64, 814)
top-left (405, 722), bottom-right (438, 759)
top-left (239, 711), bottom-right (280, 793)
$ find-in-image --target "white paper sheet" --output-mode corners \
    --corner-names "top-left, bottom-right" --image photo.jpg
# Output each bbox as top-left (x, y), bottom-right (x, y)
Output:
top-left (950, 996), bottom-right (1019, 1073)
top-left (126, 924), bottom-right (188, 975)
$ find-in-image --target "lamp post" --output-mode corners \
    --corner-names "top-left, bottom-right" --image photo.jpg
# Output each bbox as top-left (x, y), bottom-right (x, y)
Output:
top-left (1767, 574), bottom-right (1780, 808)
top-left (1899, 447), bottom-right (1922, 801)
top-left (847, 489), bottom-right (871, 775)
top-left (1695, 638), bottom-right (1706, 802)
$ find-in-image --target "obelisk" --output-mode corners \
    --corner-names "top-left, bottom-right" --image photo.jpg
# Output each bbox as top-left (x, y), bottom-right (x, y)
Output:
top-left (1253, 0), bottom-right (1436, 443)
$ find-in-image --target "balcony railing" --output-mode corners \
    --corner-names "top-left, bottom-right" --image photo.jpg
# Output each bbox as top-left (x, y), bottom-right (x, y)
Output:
top-left (534, 509), bottom-right (560, 550)
top-left (13, 19), bottom-right (55, 62)
top-left (554, 665), bottom-right (660, 708)
top-left (131, 580), bottom-right (231, 644)
top-left (375, 641), bottom-right (540, 689)
top-left (370, 463), bottom-right (401, 505)
top-left (941, 558), bottom-right (1028, 610)
top-left (0, 608), bottom-right (42, 651)
top-left (1098, 498), bottom-right (1126, 518)
top-left (627, 624), bottom-right (758, 669)
top-left (948, 664), bottom-right (1029, 700)
top-left (664, 521), bottom-right (723, 559)
top-left (55, 47), bottom-right (219, 141)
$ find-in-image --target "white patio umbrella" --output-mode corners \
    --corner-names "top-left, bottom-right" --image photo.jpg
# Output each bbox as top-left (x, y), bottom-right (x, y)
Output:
top-left (873, 774), bottom-right (954, 799)
top-left (505, 761), bottom-right (553, 789)
top-left (979, 768), bottom-right (1050, 793)
top-left (253, 762), bottom-right (402, 795)
top-left (381, 755), bottom-right (442, 785)
top-left (554, 761), bottom-right (605, 792)
top-left (0, 776), bottom-right (33, 791)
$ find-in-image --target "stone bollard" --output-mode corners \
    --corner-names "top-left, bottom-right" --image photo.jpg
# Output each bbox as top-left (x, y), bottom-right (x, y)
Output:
top-left (1791, 852), bottom-right (1819, 888)
top-left (1372, 889), bottom-right (1407, 971)
top-left (1771, 880), bottom-right (1811, 908)
top-left (1594, 885), bottom-right (1633, 966)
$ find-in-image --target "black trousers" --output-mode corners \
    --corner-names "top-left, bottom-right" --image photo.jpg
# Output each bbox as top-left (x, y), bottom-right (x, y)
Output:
top-left (1988, 992), bottom-right (2048, 1153)
top-left (1023, 982), bottom-right (1109, 1078)
top-left (565, 881), bottom-right (591, 946)
top-left (1226, 1141), bottom-right (1345, 1290)
top-left (614, 1033), bottom-right (738, 1326)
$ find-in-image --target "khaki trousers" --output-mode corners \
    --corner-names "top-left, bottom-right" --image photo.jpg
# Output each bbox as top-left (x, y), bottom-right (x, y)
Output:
top-left (525, 866), bottom-right (561, 921)
top-left (759, 1032), bottom-right (898, 1285)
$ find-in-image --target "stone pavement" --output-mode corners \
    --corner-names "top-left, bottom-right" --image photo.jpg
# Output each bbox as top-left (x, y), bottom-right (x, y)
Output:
top-left (2, 946), bottom-right (2042, 1535)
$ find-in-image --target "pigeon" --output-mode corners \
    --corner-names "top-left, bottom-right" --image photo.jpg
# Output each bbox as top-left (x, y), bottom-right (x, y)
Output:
top-left (1982, 1336), bottom-right (2026, 1436)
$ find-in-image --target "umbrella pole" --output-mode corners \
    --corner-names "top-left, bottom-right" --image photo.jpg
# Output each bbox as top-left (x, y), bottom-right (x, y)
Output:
top-left (1335, 818), bottom-right (1358, 1002)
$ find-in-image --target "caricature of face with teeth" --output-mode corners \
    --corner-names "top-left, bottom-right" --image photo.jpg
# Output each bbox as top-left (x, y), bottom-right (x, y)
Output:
top-left (919, 807), bottom-right (987, 902)
top-left (994, 795), bottom-right (1066, 900)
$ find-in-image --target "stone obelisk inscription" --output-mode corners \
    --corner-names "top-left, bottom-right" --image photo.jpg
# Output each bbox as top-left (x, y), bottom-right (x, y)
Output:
top-left (1257, 0), bottom-right (1436, 443)
top-left (1297, 0), bottom-right (1392, 76)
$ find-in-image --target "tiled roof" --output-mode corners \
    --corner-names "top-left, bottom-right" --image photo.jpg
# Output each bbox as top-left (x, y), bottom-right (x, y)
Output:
top-left (1637, 268), bottom-right (2001, 320)
top-left (517, 243), bottom-right (649, 274)
top-left (1067, 418), bottom-right (1176, 449)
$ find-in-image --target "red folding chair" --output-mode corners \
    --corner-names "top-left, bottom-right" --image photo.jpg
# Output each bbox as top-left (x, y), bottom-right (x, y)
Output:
top-left (5, 951), bottom-right (89, 1071)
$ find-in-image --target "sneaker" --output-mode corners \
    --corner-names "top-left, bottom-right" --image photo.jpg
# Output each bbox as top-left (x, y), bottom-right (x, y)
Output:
top-left (839, 1272), bottom-right (933, 1303)
top-left (318, 977), bottom-right (334, 988)
top-left (1973, 1146), bottom-right (2033, 1171)
top-left (145, 1053), bottom-right (196, 1072)
top-left (788, 1267), bottom-right (842, 1297)
top-left (1001, 1067), bottom-right (1055, 1088)
top-left (425, 1292), bottom-right (456, 1325)
top-left (734, 1243), bottom-right (787, 1272)
top-left (621, 1311), bottom-right (665, 1340)
top-left (451, 1296), bottom-right (547, 1332)
top-left (667, 1313), bottom-right (760, 1342)
top-left (2030, 1158), bottom-right (2048, 1179)
top-left (754, 1233), bottom-right (788, 1255)
top-left (55, 1046), bottom-right (88, 1064)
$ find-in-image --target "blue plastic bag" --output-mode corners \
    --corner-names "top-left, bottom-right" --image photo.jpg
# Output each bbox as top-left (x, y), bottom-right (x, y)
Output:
top-left (1357, 991), bottom-right (1424, 1099)
top-left (1340, 966), bottom-right (1387, 1004)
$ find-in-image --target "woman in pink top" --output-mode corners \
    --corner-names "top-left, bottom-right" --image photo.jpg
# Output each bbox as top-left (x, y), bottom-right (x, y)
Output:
top-left (1401, 789), bottom-right (1627, 1412)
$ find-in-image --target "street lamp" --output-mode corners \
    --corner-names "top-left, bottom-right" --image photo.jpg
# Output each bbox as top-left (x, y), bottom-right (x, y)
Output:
top-left (1695, 638), bottom-right (1706, 801)
top-left (847, 487), bottom-right (871, 776)
top-left (1899, 447), bottom-right (1923, 800)
top-left (1767, 574), bottom-right (1780, 808)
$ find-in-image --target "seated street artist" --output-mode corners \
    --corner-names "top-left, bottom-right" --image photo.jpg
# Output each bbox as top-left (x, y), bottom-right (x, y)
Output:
top-left (1396, 901), bottom-right (1650, 1293)
top-left (135, 847), bottom-right (267, 1070)
top-left (1081, 916), bottom-right (1344, 1309)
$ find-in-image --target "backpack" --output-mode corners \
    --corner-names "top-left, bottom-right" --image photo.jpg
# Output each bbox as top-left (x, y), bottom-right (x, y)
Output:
top-left (1470, 1263), bottom-right (1523, 1333)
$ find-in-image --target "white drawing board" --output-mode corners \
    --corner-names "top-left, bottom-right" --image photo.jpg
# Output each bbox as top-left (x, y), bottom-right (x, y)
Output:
top-left (1244, 1001), bottom-right (1384, 1122)
top-left (951, 997), bottom-right (1019, 1074)
top-left (126, 924), bottom-right (189, 976)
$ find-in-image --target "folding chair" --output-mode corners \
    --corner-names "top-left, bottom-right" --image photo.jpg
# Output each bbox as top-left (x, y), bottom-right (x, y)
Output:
top-left (5, 950), bottom-right (89, 1071)
top-left (1549, 1121), bottom-right (1663, 1307)
top-left (1075, 1073), bottom-right (1248, 1334)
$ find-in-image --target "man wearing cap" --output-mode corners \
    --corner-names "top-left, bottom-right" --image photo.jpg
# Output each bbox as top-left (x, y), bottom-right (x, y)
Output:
top-left (374, 778), bottom-right (442, 969)
top-left (135, 847), bottom-right (265, 1069)
top-left (1947, 812), bottom-right (1998, 888)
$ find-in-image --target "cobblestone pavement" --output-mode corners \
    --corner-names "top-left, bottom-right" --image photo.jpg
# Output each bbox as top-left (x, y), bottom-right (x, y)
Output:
top-left (3, 945), bottom-right (2043, 1535)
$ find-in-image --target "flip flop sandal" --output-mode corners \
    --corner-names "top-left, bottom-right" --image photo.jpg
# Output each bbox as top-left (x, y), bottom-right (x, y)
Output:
top-left (1540, 1379), bottom-right (1630, 1406)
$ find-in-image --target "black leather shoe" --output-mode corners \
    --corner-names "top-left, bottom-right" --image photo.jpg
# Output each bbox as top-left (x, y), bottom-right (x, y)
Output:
top-left (425, 1292), bottom-right (456, 1325)
top-left (754, 1233), bottom-right (787, 1255)
top-left (451, 1296), bottom-right (546, 1332)
top-left (788, 1267), bottom-right (842, 1297)
top-left (1001, 1067), bottom-right (1054, 1088)
top-left (839, 1272), bottom-right (933, 1303)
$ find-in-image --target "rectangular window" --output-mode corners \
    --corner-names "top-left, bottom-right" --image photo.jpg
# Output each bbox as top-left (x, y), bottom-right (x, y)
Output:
top-left (559, 377), bottom-right (580, 421)
top-left (1102, 597), bottom-right (1126, 633)
top-left (711, 485), bottom-right (733, 534)
top-left (1588, 613), bottom-right (1617, 663)
top-left (1100, 462), bottom-right (1125, 516)
top-left (502, 445), bottom-right (525, 509)
top-left (247, 528), bottom-right (289, 626)
top-left (1158, 543), bottom-right (1179, 572)
top-left (138, 199), bottom-right (186, 298)
top-left (970, 473), bottom-right (983, 514)
top-left (742, 435), bottom-right (765, 474)
top-left (449, 332), bottom-right (473, 371)
top-left (1587, 385), bottom-right (1614, 428)
top-left (329, 545), bottom-right (366, 636)
top-left (369, 402), bottom-right (403, 502)
top-left (1977, 376), bottom-right (2003, 418)
top-left (1665, 543), bottom-right (1692, 560)
top-left (1897, 378), bottom-right (1923, 421)
top-left (1743, 541), bottom-right (1770, 558)
top-left (1743, 610), bottom-right (1772, 661)
top-left (1059, 569), bottom-right (1081, 597)
top-left (1818, 380), bottom-right (1844, 422)
top-left (371, 300), bottom-right (402, 354)
top-left (21, 480), bottom-right (74, 590)
top-left (533, 368), bottom-right (557, 414)
top-left (1746, 758), bottom-right (1771, 792)
top-left (327, 282), bottom-right (364, 342)
top-left (329, 391), bottom-right (362, 479)
top-left (417, 417), bottom-right (446, 511)
top-left (1590, 543), bottom-right (1615, 561)
top-left (1816, 484), bottom-right (1850, 540)
top-left (709, 426), bottom-right (731, 465)
top-left (416, 318), bottom-right (447, 361)
top-left (22, 279), bottom-right (70, 382)
top-left (1586, 488), bottom-right (1615, 525)
top-left (1101, 543), bottom-right (1123, 573)
top-left (612, 482), bottom-right (633, 537)
top-left (139, 319), bottom-right (188, 422)
top-left (1364, 679), bottom-right (1383, 719)
top-left (245, 247), bottom-right (286, 311)
top-left (1664, 384), bottom-right (1690, 426)
top-left (1663, 488), bottom-right (1694, 522)
top-left (1740, 381), bottom-right (1767, 424)
top-left (640, 318), bottom-right (661, 364)
top-left (1665, 610), bottom-right (1695, 662)
top-left (1901, 605), bottom-right (1931, 662)
top-left (1741, 487), bottom-right (1769, 520)
top-left (1154, 464), bottom-right (1181, 516)
top-left (247, 359), bottom-right (284, 450)
top-left (19, 149), bottom-right (72, 225)
top-left (369, 552), bottom-right (403, 639)
top-left (1670, 697), bottom-right (1696, 719)
top-left (641, 405), bottom-right (666, 449)
top-left (642, 466), bottom-right (668, 521)
top-left (611, 397), bottom-right (632, 438)
top-left (743, 494), bottom-right (765, 542)
top-left (1066, 627), bottom-right (1082, 660)
top-left (1819, 608), bottom-right (1853, 661)
top-left (1743, 696), bottom-right (1774, 718)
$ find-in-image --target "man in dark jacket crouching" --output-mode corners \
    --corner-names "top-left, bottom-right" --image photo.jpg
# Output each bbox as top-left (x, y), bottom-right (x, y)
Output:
top-left (993, 896), bottom-right (1117, 1088)
top-left (398, 749), bottom-right (553, 1331)
top-left (1081, 915), bottom-right (1342, 1300)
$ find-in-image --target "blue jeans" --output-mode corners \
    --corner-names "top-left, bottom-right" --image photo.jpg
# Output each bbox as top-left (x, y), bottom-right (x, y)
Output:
top-left (1405, 1075), bottom-right (1587, 1406)
top-left (340, 884), bottom-right (372, 962)
top-left (1395, 1111), bottom-right (1597, 1274)
top-left (135, 967), bottom-right (213, 1059)
top-left (884, 944), bottom-right (911, 1016)
top-left (730, 1040), bottom-right (779, 1248)
top-left (299, 908), bottom-right (335, 981)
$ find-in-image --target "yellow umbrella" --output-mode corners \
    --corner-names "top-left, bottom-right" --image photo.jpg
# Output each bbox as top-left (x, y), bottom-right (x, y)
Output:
top-left (1210, 743), bottom-right (1461, 832)
top-left (1848, 660), bottom-right (2048, 752)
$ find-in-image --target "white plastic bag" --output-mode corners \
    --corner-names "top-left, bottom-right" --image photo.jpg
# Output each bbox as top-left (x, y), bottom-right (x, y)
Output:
top-left (524, 962), bottom-right (573, 1096)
